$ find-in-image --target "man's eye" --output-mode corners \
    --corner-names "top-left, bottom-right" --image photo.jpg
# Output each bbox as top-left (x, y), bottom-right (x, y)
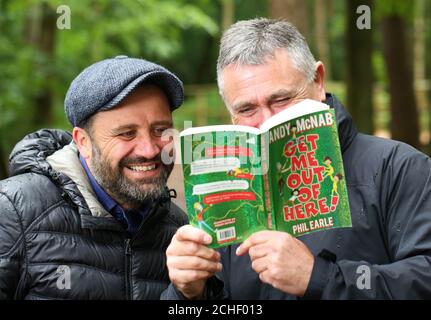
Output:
top-left (275, 97), bottom-right (291, 104)
top-left (153, 127), bottom-right (168, 136)
top-left (238, 107), bottom-right (254, 114)
top-left (119, 131), bottom-right (135, 138)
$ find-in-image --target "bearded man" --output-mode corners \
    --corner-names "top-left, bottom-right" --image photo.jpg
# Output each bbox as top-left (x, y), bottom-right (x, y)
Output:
top-left (0, 56), bottom-right (187, 300)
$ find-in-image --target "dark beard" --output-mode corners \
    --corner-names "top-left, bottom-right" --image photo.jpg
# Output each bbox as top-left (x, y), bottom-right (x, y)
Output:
top-left (90, 143), bottom-right (173, 209)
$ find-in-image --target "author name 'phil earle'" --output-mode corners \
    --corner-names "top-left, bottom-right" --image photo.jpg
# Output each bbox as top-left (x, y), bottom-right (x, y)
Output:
top-left (292, 217), bottom-right (334, 235)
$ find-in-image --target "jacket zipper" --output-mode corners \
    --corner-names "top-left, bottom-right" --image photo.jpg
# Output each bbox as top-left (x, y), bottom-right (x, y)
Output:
top-left (124, 238), bottom-right (132, 300)
top-left (123, 199), bottom-right (165, 300)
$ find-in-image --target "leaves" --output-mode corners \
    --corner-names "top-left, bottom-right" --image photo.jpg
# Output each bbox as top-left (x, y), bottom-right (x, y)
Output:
top-left (375, 0), bottom-right (415, 21)
top-left (0, 0), bottom-right (218, 156)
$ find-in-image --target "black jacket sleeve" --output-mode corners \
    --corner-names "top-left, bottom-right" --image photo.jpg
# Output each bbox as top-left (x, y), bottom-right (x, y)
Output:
top-left (0, 192), bottom-right (25, 300)
top-left (161, 276), bottom-right (226, 300)
top-left (304, 144), bottom-right (431, 299)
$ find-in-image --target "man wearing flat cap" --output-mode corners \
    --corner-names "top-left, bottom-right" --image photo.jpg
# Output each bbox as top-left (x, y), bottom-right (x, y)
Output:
top-left (0, 56), bottom-right (187, 299)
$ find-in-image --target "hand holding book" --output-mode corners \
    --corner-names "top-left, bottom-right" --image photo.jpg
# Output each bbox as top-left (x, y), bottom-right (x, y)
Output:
top-left (180, 99), bottom-right (352, 248)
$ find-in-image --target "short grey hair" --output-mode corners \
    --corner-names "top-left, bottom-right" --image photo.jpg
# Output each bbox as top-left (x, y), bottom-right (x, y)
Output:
top-left (217, 18), bottom-right (317, 98)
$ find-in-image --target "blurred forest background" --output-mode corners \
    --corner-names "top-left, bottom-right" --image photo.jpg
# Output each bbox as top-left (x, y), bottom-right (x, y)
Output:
top-left (0, 0), bottom-right (430, 186)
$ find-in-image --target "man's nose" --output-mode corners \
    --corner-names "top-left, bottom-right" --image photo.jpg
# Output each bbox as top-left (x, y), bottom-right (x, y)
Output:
top-left (134, 134), bottom-right (161, 160)
top-left (260, 106), bottom-right (276, 124)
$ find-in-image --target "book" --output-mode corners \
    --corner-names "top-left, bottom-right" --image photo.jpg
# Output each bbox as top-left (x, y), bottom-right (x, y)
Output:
top-left (180, 99), bottom-right (352, 248)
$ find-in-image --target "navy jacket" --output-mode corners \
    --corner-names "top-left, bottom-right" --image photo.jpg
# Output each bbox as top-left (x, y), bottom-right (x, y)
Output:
top-left (163, 94), bottom-right (431, 299)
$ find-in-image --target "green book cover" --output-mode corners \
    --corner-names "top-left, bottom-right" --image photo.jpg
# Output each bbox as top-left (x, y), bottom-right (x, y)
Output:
top-left (180, 99), bottom-right (352, 248)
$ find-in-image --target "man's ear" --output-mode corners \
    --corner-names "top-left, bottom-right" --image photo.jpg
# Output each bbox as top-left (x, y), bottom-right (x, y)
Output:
top-left (73, 127), bottom-right (92, 160)
top-left (313, 61), bottom-right (326, 102)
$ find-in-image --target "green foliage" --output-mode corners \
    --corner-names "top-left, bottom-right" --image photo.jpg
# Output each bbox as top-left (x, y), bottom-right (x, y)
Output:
top-left (372, 51), bottom-right (387, 83)
top-left (327, 0), bottom-right (346, 81)
top-left (0, 0), bottom-right (219, 156)
top-left (375, 0), bottom-right (415, 21)
top-left (235, 0), bottom-right (268, 20)
top-left (174, 86), bottom-right (230, 132)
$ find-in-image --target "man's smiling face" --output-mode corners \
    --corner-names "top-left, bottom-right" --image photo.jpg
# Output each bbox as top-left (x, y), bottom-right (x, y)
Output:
top-left (84, 85), bottom-right (174, 208)
top-left (221, 49), bottom-right (326, 128)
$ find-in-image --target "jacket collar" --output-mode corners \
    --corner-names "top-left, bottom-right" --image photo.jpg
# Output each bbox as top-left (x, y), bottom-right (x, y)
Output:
top-left (46, 142), bottom-right (111, 218)
top-left (46, 142), bottom-right (126, 232)
top-left (8, 129), bottom-right (172, 232)
top-left (324, 93), bottom-right (358, 154)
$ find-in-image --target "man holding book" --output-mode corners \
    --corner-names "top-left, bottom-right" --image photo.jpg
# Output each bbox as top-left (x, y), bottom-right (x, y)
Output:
top-left (163, 18), bottom-right (431, 299)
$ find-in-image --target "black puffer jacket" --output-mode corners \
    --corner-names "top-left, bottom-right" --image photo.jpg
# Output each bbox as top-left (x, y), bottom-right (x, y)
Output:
top-left (0, 129), bottom-right (187, 300)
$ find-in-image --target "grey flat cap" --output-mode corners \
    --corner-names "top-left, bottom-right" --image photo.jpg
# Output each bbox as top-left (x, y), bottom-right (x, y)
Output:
top-left (65, 55), bottom-right (184, 127)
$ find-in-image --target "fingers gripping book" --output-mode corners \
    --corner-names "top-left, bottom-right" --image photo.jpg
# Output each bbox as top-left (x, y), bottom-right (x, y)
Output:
top-left (180, 99), bottom-right (352, 248)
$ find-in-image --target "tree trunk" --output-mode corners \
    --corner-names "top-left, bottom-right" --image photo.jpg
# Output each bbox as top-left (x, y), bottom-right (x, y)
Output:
top-left (414, 0), bottom-right (426, 81)
top-left (346, 0), bottom-right (373, 134)
top-left (315, 0), bottom-right (331, 80)
top-left (195, 36), bottom-right (216, 83)
top-left (381, 15), bottom-right (420, 148)
top-left (35, 3), bottom-right (56, 127)
top-left (413, 0), bottom-right (429, 149)
top-left (24, 2), bottom-right (57, 128)
top-left (221, 0), bottom-right (234, 32)
top-left (269, 0), bottom-right (309, 40)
